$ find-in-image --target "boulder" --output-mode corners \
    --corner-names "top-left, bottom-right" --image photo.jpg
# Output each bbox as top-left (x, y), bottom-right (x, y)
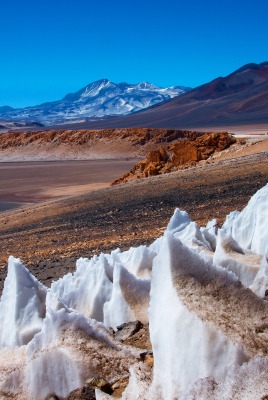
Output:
top-left (65, 378), bottom-right (113, 400)
top-left (114, 321), bottom-right (143, 342)
top-left (111, 376), bottom-right (129, 398)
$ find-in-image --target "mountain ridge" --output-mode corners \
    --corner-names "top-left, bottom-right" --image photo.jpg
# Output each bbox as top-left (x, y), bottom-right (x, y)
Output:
top-left (0, 80), bottom-right (190, 125)
top-left (53, 61), bottom-right (268, 130)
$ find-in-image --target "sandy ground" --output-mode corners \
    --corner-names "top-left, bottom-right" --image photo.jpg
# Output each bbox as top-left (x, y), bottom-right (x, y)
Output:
top-left (0, 138), bottom-right (267, 293)
top-left (0, 160), bottom-right (137, 211)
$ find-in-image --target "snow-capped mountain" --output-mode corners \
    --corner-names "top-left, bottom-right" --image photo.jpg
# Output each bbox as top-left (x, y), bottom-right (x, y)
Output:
top-left (0, 79), bottom-right (191, 126)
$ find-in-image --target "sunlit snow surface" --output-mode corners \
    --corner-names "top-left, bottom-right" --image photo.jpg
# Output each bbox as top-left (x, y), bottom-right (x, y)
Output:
top-left (0, 184), bottom-right (268, 399)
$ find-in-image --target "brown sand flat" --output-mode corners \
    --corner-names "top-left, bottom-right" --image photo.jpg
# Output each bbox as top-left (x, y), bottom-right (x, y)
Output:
top-left (0, 146), bottom-right (267, 293)
top-left (0, 159), bottom-right (137, 211)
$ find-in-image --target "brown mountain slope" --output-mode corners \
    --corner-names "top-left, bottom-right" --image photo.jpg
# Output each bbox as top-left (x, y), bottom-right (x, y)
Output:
top-left (52, 62), bottom-right (268, 130)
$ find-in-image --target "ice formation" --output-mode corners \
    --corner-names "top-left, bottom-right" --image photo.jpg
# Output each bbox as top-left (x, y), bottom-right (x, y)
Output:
top-left (222, 183), bottom-right (268, 255)
top-left (0, 256), bottom-right (46, 347)
top-left (213, 230), bottom-right (261, 287)
top-left (104, 263), bottom-right (150, 329)
top-left (0, 184), bottom-right (268, 399)
top-left (46, 254), bottom-right (113, 321)
top-left (149, 233), bottom-right (249, 399)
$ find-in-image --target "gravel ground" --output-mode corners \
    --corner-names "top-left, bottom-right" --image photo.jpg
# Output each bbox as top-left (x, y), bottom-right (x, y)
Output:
top-left (0, 150), bottom-right (267, 293)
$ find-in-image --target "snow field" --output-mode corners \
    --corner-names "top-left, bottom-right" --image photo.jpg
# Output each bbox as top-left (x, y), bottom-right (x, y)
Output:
top-left (0, 184), bottom-right (267, 399)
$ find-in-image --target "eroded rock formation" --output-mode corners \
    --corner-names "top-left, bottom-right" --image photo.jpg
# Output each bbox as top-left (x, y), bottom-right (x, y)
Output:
top-left (112, 132), bottom-right (236, 184)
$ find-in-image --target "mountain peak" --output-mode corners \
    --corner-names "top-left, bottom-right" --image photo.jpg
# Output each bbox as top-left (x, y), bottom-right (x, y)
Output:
top-left (0, 79), bottom-right (189, 124)
top-left (90, 78), bottom-right (110, 86)
top-left (84, 78), bottom-right (112, 91)
top-left (136, 82), bottom-right (157, 89)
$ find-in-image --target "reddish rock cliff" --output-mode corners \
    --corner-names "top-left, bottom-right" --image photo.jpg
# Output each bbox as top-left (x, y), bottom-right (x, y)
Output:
top-left (112, 132), bottom-right (236, 184)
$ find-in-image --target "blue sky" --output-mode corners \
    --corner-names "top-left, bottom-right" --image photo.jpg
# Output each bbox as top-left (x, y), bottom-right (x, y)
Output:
top-left (1, 0), bottom-right (268, 107)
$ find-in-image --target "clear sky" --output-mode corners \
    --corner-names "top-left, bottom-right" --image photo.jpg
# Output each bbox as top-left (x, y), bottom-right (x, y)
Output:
top-left (1, 0), bottom-right (268, 107)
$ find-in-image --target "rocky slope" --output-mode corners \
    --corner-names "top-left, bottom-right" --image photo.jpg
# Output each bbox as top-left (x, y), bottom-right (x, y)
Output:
top-left (112, 132), bottom-right (236, 184)
top-left (0, 80), bottom-right (190, 125)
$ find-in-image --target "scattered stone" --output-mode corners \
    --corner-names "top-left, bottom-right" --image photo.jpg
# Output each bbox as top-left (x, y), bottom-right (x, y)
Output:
top-left (114, 321), bottom-right (143, 342)
top-left (86, 378), bottom-right (113, 395)
top-left (140, 351), bottom-right (154, 367)
top-left (66, 386), bottom-right (96, 400)
top-left (111, 376), bottom-right (129, 398)
top-left (65, 377), bottom-right (113, 399)
top-left (122, 323), bottom-right (152, 350)
top-left (45, 395), bottom-right (60, 400)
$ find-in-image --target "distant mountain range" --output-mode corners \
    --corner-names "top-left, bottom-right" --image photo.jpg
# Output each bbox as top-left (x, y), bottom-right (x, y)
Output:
top-left (56, 62), bottom-right (268, 130)
top-left (0, 80), bottom-right (190, 126)
top-left (1, 62), bottom-right (267, 130)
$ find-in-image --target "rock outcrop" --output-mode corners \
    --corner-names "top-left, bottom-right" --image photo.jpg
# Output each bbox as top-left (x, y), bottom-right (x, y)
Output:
top-left (112, 132), bottom-right (236, 184)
